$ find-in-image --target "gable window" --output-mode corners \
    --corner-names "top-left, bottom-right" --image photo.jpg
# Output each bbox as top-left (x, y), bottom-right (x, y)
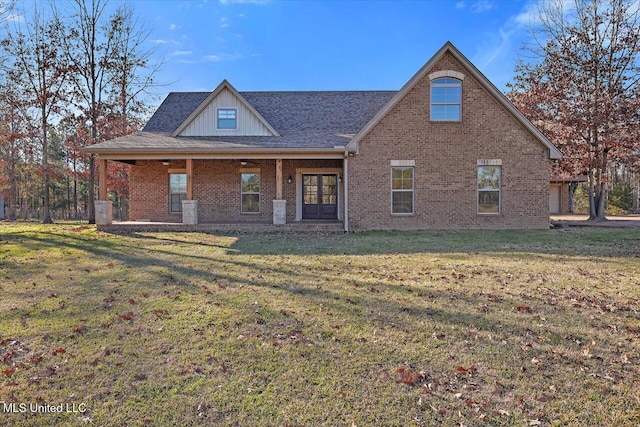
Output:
top-left (241, 172), bottom-right (260, 213)
top-left (217, 109), bottom-right (237, 129)
top-left (391, 167), bottom-right (414, 214)
top-left (478, 165), bottom-right (501, 214)
top-left (169, 173), bottom-right (187, 213)
top-left (431, 78), bottom-right (462, 121)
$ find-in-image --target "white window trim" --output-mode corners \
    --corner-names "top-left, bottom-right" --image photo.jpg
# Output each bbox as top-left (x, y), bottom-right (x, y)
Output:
top-left (217, 108), bottom-right (238, 130)
top-left (391, 166), bottom-right (415, 215)
top-left (428, 70), bottom-right (465, 81)
top-left (169, 172), bottom-right (187, 214)
top-left (430, 78), bottom-right (462, 122)
top-left (240, 171), bottom-right (260, 214)
top-left (477, 161), bottom-right (502, 215)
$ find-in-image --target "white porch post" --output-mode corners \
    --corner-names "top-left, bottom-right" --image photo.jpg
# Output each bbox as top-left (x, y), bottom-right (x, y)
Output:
top-left (182, 159), bottom-right (198, 225)
top-left (95, 158), bottom-right (113, 225)
top-left (273, 158), bottom-right (286, 225)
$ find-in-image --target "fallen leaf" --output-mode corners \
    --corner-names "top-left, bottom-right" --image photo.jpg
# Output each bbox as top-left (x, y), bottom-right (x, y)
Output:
top-left (515, 306), bottom-right (532, 312)
top-left (2, 367), bottom-right (15, 376)
top-left (118, 312), bottom-right (134, 321)
top-left (537, 394), bottom-right (553, 402)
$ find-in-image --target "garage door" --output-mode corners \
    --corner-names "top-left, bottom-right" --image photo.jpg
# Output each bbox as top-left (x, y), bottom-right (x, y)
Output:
top-left (549, 185), bottom-right (561, 214)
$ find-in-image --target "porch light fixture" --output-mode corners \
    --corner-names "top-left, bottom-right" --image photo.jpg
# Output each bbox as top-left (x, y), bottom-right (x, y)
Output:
top-left (240, 160), bottom-right (248, 166)
top-left (338, 174), bottom-right (343, 183)
top-left (161, 160), bottom-right (170, 166)
top-left (287, 175), bottom-right (293, 184)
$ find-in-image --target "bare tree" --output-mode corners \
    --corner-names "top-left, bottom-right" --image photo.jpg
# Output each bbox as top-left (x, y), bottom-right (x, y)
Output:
top-left (1, 6), bottom-right (69, 223)
top-left (59, 0), bottom-right (114, 224)
top-left (509, 0), bottom-right (640, 220)
top-left (60, 0), bottom-right (159, 224)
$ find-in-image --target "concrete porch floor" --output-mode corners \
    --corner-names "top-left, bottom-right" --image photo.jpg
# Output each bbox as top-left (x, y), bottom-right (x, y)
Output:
top-left (98, 220), bottom-right (345, 234)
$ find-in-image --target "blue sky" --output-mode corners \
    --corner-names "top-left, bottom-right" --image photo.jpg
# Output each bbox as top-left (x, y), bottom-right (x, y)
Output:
top-left (125, 0), bottom-right (540, 105)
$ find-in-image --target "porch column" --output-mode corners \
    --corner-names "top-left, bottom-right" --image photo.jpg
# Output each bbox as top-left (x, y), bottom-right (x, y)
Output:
top-left (273, 158), bottom-right (286, 225)
top-left (98, 158), bottom-right (108, 201)
top-left (186, 158), bottom-right (193, 200)
top-left (275, 159), bottom-right (283, 199)
top-left (182, 158), bottom-right (198, 225)
top-left (343, 156), bottom-right (349, 232)
top-left (95, 158), bottom-right (113, 225)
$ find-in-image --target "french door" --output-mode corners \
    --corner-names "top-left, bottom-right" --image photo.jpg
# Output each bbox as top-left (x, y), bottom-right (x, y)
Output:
top-left (302, 174), bottom-right (338, 219)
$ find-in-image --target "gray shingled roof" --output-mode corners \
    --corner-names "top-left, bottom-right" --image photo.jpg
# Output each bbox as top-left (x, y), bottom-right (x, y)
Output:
top-left (241, 91), bottom-right (395, 133)
top-left (142, 92), bottom-right (210, 133)
top-left (143, 91), bottom-right (395, 135)
top-left (86, 131), bottom-right (354, 153)
top-left (90, 90), bottom-right (396, 154)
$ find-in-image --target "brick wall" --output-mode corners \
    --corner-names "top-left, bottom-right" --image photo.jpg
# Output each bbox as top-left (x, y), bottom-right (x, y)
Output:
top-left (129, 158), bottom-right (342, 223)
top-left (348, 51), bottom-right (551, 230)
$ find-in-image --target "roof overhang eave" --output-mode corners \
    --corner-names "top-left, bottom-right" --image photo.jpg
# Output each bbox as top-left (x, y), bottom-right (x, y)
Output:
top-left (84, 146), bottom-right (351, 160)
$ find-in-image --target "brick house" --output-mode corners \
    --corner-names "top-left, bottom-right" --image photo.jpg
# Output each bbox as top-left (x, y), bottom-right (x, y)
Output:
top-left (86, 41), bottom-right (562, 231)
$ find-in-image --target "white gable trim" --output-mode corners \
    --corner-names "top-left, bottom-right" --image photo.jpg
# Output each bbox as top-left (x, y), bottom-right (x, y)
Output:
top-left (346, 41), bottom-right (563, 160)
top-left (172, 80), bottom-right (280, 137)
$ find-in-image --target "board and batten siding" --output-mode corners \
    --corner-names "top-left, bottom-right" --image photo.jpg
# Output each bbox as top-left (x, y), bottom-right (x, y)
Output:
top-left (179, 88), bottom-right (274, 137)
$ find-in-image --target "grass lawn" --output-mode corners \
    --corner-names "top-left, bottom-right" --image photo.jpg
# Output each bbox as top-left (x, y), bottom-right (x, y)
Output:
top-left (0, 223), bottom-right (639, 426)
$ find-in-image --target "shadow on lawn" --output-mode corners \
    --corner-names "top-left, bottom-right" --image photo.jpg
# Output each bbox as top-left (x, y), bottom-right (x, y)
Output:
top-left (227, 228), bottom-right (640, 258)
top-left (0, 229), bottom-right (332, 298)
top-left (2, 225), bottom-right (636, 379)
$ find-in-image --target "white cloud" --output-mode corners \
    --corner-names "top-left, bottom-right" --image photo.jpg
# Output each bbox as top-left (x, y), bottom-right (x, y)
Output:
top-left (178, 53), bottom-right (243, 64)
top-left (5, 13), bottom-right (23, 23)
top-left (220, 17), bottom-right (230, 28)
top-left (204, 53), bottom-right (242, 62)
top-left (471, 0), bottom-right (494, 13)
top-left (151, 39), bottom-right (168, 44)
top-left (456, 0), bottom-right (494, 13)
top-left (169, 23), bottom-right (180, 30)
top-left (170, 50), bottom-right (193, 57)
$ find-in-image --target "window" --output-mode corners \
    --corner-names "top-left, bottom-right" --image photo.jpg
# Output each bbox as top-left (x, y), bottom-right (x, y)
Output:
top-left (241, 173), bottom-right (260, 213)
top-left (217, 109), bottom-right (237, 129)
top-left (478, 166), bottom-right (501, 214)
top-left (431, 78), bottom-right (462, 121)
top-left (169, 173), bottom-right (187, 213)
top-left (391, 167), bottom-right (414, 214)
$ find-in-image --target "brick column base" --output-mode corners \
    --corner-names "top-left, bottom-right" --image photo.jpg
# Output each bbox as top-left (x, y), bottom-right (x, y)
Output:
top-left (273, 199), bottom-right (286, 225)
top-left (182, 200), bottom-right (198, 225)
top-left (95, 200), bottom-right (113, 225)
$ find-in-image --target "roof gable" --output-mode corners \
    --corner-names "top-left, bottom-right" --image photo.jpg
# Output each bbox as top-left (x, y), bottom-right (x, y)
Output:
top-left (346, 41), bottom-right (562, 160)
top-left (142, 92), bottom-right (210, 134)
top-left (172, 80), bottom-right (280, 137)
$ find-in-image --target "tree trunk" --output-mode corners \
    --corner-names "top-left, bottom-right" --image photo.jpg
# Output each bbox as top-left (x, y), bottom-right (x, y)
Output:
top-left (567, 182), bottom-right (578, 214)
top-left (8, 148), bottom-right (16, 220)
top-left (73, 157), bottom-right (78, 219)
top-left (42, 109), bottom-right (53, 224)
top-left (588, 169), bottom-right (597, 219)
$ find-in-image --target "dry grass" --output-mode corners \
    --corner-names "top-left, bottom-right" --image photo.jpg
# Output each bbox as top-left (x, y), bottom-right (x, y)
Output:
top-left (0, 223), bottom-right (639, 426)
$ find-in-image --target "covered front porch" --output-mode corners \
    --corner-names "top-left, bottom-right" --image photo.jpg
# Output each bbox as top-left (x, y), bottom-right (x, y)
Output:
top-left (95, 154), bottom-right (352, 232)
